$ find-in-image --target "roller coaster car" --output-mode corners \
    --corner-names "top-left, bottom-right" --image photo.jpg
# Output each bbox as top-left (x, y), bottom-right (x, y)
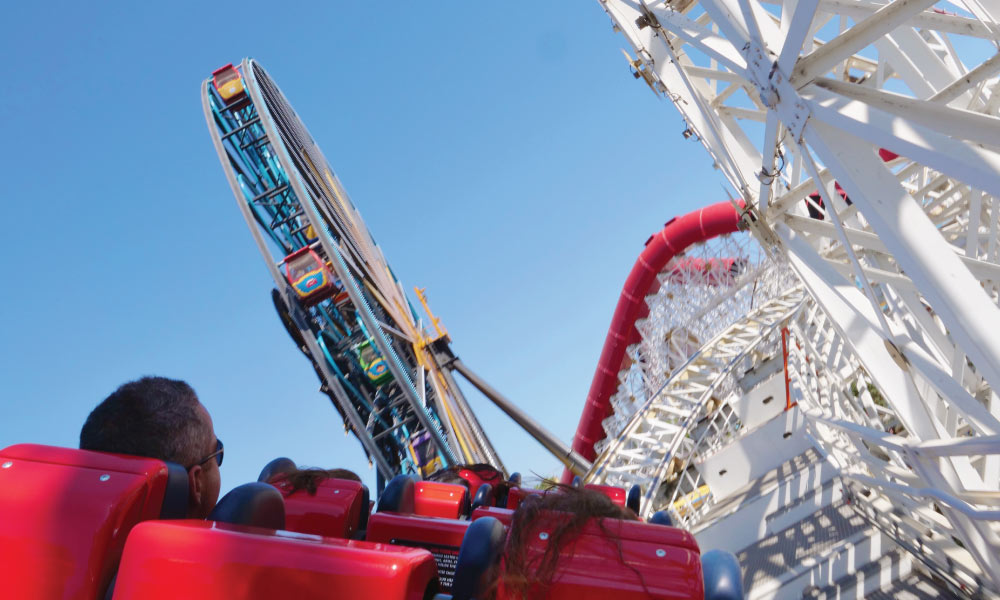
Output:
top-left (283, 247), bottom-right (340, 307)
top-left (211, 64), bottom-right (247, 104)
top-left (668, 257), bottom-right (747, 285)
top-left (354, 339), bottom-right (392, 386)
top-left (672, 484), bottom-right (712, 519)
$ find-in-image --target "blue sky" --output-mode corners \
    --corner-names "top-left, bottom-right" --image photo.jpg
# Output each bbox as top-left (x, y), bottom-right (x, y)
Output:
top-left (0, 3), bottom-right (725, 493)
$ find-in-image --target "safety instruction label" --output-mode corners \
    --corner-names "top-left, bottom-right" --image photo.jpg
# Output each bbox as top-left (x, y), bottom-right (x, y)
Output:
top-left (390, 538), bottom-right (460, 591)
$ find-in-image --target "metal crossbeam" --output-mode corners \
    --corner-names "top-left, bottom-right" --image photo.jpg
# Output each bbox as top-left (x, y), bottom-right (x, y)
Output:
top-left (596, 0), bottom-right (1000, 591)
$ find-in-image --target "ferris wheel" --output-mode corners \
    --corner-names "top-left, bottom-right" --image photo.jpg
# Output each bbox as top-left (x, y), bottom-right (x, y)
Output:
top-left (581, 0), bottom-right (1000, 595)
top-left (202, 59), bottom-right (504, 486)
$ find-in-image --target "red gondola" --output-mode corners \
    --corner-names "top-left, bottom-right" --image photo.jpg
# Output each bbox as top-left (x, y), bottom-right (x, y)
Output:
top-left (283, 247), bottom-right (340, 307)
top-left (211, 64), bottom-right (248, 108)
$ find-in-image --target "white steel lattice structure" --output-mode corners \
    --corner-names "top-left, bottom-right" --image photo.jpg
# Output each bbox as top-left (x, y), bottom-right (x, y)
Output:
top-left (586, 0), bottom-right (1000, 596)
top-left (591, 283), bottom-right (806, 507)
top-left (598, 235), bottom-right (797, 452)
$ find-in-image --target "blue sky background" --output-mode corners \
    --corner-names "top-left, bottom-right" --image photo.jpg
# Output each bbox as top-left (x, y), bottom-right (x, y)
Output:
top-left (0, 3), bottom-right (726, 494)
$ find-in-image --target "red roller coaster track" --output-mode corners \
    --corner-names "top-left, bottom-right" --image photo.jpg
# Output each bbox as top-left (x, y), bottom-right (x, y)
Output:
top-left (565, 201), bottom-right (741, 482)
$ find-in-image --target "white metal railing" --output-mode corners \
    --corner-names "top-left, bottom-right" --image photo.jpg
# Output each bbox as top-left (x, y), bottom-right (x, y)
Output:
top-left (588, 285), bottom-right (805, 520)
top-left (785, 315), bottom-right (1000, 594)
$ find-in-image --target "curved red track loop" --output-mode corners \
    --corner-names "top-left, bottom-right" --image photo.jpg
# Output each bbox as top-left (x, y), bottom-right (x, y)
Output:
top-left (564, 201), bottom-right (741, 483)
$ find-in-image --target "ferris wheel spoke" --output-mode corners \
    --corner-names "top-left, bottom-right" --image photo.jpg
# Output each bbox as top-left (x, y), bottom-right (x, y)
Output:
top-left (776, 0), bottom-right (820, 73)
top-left (698, 0), bottom-right (756, 51)
top-left (607, 2), bottom-right (761, 188)
top-left (596, 0), bottom-right (1000, 590)
top-left (798, 121), bottom-right (1000, 394)
top-left (812, 79), bottom-right (1000, 150)
top-left (793, 0), bottom-right (939, 85)
top-left (777, 224), bottom-right (942, 437)
top-left (799, 89), bottom-right (1000, 198)
top-left (785, 305), bottom-right (1000, 588)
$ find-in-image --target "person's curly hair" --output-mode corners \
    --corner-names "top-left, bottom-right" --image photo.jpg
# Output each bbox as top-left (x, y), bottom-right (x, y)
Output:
top-left (270, 467), bottom-right (361, 495)
top-left (495, 484), bottom-right (647, 599)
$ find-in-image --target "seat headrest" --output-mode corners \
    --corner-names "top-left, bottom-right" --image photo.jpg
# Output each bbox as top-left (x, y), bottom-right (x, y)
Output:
top-left (649, 510), bottom-right (674, 527)
top-left (472, 483), bottom-right (494, 511)
top-left (701, 550), bottom-right (743, 600)
top-left (209, 482), bottom-right (285, 530)
top-left (159, 461), bottom-right (190, 519)
top-left (257, 457), bottom-right (297, 483)
top-left (377, 474), bottom-right (417, 514)
top-left (626, 484), bottom-right (641, 515)
top-left (702, 549), bottom-right (744, 600)
top-left (358, 484), bottom-right (371, 531)
top-left (452, 517), bottom-right (506, 600)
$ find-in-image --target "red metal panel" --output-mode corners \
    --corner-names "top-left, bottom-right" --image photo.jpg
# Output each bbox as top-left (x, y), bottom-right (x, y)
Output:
top-left (567, 201), bottom-right (742, 482)
top-left (113, 520), bottom-right (438, 600)
top-left (275, 478), bottom-right (364, 539)
top-left (366, 512), bottom-right (470, 593)
top-left (413, 481), bottom-right (467, 519)
top-left (496, 516), bottom-right (702, 600)
top-left (366, 512), bottom-right (469, 549)
top-left (0, 444), bottom-right (172, 600)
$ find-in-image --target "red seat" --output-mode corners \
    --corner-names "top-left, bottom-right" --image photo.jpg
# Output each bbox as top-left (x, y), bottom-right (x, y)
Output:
top-left (494, 515), bottom-right (703, 600)
top-left (471, 505), bottom-right (514, 527)
top-left (0, 443), bottom-right (188, 600)
top-left (584, 483), bottom-right (627, 507)
top-left (505, 484), bottom-right (628, 511)
top-left (273, 477), bottom-right (368, 539)
top-left (414, 480), bottom-right (468, 519)
top-left (367, 512), bottom-right (470, 593)
top-left (504, 485), bottom-right (544, 510)
top-left (112, 520), bottom-right (438, 599)
top-left (456, 467), bottom-right (491, 492)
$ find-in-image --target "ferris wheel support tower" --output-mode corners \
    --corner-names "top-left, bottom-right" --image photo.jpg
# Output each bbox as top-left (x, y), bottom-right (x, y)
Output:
top-left (585, 0), bottom-right (1000, 594)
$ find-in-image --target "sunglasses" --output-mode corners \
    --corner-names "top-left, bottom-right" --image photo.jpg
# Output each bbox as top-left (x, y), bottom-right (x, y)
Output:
top-left (195, 438), bottom-right (224, 468)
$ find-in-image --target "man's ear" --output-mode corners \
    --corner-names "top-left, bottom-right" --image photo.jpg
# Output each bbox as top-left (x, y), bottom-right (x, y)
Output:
top-left (188, 464), bottom-right (205, 515)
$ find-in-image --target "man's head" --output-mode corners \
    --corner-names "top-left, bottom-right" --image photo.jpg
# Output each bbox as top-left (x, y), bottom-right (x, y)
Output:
top-left (80, 376), bottom-right (222, 518)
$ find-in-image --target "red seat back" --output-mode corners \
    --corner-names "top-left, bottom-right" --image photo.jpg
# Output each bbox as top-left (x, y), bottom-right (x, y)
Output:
top-left (471, 505), bottom-right (514, 527)
top-left (0, 444), bottom-right (187, 600)
top-left (274, 477), bottom-right (367, 539)
top-left (367, 512), bottom-right (470, 593)
top-left (505, 484), bottom-right (629, 514)
top-left (583, 483), bottom-right (627, 507)
top-left (112, 520), bottom-right (438, 599)
top-left (504, 485), bottom-right (544, 510)
top-left (414, 481), bottom-right (468, 519)
top-left (495, 515), bottom-right (703, 600)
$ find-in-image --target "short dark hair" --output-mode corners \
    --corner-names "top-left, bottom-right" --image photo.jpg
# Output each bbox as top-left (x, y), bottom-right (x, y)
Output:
top-left (80, 376), bottom-right (211, 467)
